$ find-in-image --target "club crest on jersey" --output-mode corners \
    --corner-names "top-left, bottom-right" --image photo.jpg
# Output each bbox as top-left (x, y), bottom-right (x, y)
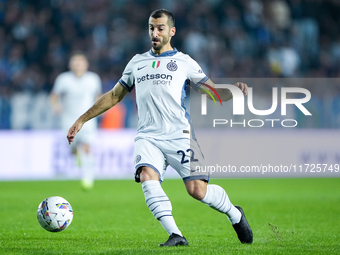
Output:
top-left (152, 61), bottom-right (160, 69)
top-left (167, 60), bottom-right (178, 72)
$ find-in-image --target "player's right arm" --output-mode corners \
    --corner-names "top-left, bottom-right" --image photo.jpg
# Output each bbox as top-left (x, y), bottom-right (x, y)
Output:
top-left (67, 82), bottom-right (128, 144)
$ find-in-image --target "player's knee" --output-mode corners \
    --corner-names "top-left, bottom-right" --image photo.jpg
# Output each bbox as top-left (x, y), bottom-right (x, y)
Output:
top-left (139, 166), bottom-right (160, 183)
top-left (185, 180), bottom-right (207, 200)
top-left (187, 186), bottom-right (206, 201)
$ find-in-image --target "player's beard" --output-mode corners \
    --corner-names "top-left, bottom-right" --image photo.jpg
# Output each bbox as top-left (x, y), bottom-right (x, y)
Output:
top-left (151, 35), bottom-right (170, 51)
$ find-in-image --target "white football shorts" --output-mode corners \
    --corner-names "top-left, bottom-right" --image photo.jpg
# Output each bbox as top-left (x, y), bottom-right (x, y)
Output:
top-left (133, 137), bottom-right (209, 183)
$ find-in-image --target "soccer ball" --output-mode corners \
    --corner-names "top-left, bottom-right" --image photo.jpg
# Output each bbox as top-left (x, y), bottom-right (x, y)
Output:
top-left (37, 196), bottom-right (73, 232)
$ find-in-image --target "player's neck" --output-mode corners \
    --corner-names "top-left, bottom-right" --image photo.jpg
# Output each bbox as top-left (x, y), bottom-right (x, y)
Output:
top-left (73, 71), bottom-right (86, 78)
top-left (152, 44), bottom-right (174, 55)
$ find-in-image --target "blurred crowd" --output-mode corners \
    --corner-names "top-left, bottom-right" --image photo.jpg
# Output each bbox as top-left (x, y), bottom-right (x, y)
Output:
top-left (0, 0), bottom-right (340, 129)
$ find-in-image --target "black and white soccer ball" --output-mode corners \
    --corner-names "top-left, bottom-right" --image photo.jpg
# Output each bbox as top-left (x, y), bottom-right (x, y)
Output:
top-left (37, 196), bottom-right (73, 232)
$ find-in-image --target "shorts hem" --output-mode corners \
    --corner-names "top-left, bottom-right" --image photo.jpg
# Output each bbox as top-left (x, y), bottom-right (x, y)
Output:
top-left (135, 163), bottom-right (162, 182)
top-left (182, 175), bottom-right (210, 183)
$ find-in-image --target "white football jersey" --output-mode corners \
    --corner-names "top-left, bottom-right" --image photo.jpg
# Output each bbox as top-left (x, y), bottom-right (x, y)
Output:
top-left (119, 48), bottom-right (208, 140)
top-left (52, 71), bottom-right (102, 131)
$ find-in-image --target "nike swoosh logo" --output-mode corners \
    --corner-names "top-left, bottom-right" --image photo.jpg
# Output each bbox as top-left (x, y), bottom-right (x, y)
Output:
top-left (137, 65), bottom-right (147, 71)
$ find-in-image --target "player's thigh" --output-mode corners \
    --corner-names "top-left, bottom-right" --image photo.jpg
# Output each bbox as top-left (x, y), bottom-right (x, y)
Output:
top-left (134, 138), bottom-right (167, 182)
top-left (164, 139), bottom-right (208, 182)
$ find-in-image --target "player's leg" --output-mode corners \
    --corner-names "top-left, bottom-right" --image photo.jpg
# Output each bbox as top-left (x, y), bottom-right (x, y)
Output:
top-left (140, 166), bottom-right (180, 235)
top-left (166, 138), bottom-right (253, 243)
top-left (134, 138), bottom-right (188, 246)
top-left (77, 142), bottom-right (95, 190)
top-left (68, 138), bottom-right (95, 190)
top-left (185, 179), bottom-right (252, 243)
top-left (185, 179), bottom-right (240, 221)
top-left (73, 123), bottom-right (97, 190)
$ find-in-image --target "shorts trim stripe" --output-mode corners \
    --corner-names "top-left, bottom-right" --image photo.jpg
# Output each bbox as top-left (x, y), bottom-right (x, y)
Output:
top-left (135, 163), bottom-right (162, 182)
top-left (183, 175), bottom-right (210, 183)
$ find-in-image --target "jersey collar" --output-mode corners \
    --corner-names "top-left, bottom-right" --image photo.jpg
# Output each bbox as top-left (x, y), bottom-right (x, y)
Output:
top-left (149, 48), bottom-right (178, 57)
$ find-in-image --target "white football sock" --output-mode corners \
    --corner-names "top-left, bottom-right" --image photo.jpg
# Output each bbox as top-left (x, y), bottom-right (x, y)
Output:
top-left (201, 184), bottom-right (241, 224)
top-left (78, 148), bottom-right (95, 188)
top-left (142, 180), bottom-right (182, 236)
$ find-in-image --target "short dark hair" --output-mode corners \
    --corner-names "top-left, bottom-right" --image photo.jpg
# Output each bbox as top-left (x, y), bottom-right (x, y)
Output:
top-left (150, 9), bottom-right (175, 28)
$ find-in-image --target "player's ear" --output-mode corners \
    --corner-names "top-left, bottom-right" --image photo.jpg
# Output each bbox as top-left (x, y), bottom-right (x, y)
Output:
top-left (170, 27), bottom-right (176, 37)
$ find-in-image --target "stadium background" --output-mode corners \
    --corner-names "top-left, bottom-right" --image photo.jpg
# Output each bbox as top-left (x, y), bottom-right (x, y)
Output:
top-left (0, 0), bottom-right (339, 180)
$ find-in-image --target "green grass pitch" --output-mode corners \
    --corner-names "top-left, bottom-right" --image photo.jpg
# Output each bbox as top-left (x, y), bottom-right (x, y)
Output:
top-left (0, 178), bottom-right (339, 254)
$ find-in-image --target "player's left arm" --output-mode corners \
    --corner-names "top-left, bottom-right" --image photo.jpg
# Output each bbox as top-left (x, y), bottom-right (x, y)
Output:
top-left (198, 79), bottom-right (248, 102)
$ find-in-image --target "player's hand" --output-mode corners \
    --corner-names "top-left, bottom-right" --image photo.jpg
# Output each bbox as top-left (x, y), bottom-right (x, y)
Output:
top-left (234, 82), bottom-right (248, 96)
top-left (67, 121), bottom-right (83, 145)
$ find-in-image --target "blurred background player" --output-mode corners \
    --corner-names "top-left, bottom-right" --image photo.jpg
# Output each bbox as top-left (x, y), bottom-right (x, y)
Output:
top-left (50, 52), bottom-right (102, 189)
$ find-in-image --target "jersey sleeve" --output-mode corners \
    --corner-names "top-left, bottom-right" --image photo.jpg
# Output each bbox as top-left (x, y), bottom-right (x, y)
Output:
top-left (187, 57), bottom-right (209, 90)
top-left (119, 56), bottom-right (136, 93)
